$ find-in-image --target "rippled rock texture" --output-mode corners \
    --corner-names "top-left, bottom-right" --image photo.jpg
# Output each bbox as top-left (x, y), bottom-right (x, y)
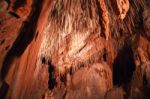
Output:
top-left (0, 0), bottom-right (150, 99)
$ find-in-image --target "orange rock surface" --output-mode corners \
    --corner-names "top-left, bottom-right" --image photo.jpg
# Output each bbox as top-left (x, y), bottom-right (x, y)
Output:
top-left (0, 0), bottom-right (150, 99)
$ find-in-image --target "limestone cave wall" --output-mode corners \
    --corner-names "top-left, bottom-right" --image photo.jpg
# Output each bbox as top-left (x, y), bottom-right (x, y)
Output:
top-left (0, 0), bottom-right (150, 99)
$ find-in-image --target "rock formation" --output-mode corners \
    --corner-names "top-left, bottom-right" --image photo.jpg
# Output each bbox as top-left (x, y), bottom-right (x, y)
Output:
top-left (0, 0), bottom-right (150, 99)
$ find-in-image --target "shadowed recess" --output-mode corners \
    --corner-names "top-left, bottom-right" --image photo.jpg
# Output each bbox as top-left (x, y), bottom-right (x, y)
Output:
top-left (0, 81), bottom-right (9, 99)
top-left (48, 60), bottom-right (57, 90)
top-left (113, 44), bottom-right (136, 86)
top-left (13, 0), bottom-right (26, 11)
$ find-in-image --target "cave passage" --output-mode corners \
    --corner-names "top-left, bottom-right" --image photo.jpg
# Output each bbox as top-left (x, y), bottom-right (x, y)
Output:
top-left (113, 44), bottom-right (136, 86)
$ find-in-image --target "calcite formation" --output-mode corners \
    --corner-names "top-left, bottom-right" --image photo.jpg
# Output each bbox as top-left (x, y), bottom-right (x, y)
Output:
top-left (0, 0), bottom-right (150, 99)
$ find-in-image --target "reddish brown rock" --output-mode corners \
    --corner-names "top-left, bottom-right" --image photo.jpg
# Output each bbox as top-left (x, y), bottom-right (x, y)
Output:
top-left (105, 87), bottom-right (125, 99)
top-left (0, 0), bottom-right (150, 99)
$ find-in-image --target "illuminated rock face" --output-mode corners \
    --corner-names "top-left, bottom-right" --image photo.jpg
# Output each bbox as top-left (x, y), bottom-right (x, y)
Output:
top-left (116, 0), bottom-right (129, 20)
top-left (0, 0), bottom-right (150, 99)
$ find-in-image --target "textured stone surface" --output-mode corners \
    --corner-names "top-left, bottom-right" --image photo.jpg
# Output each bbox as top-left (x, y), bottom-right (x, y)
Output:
top-left (0, 0), bottom-right (150, 99)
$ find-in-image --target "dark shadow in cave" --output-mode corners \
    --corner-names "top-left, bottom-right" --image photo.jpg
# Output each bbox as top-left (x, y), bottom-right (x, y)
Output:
top-left (13, 0), bottom-right (26, 11)
top-left (0, 81), bottom-right (9, 99)
top-left (5, 0), bottom-right (26, 11)
top-left (113, 44), bottom-right (136, 99)
top-left (9, 11), bottom-right (20, 18)
top-left (143, 73), bottom-right (150, 99)
top-left (0, 39), bottom-right (5, 45)
top-left (48, 60), bottom-right (57, 90)
top-left (1, 0), bottom-right (44, 80)
top-left (113, 44), bottom-right (136, 86)
top-left (42, 57), bottom-right (46, 64)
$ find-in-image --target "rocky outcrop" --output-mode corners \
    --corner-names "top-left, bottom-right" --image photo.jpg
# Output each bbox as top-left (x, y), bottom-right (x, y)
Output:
top-left (0, 0), bottom-right (150, 99)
